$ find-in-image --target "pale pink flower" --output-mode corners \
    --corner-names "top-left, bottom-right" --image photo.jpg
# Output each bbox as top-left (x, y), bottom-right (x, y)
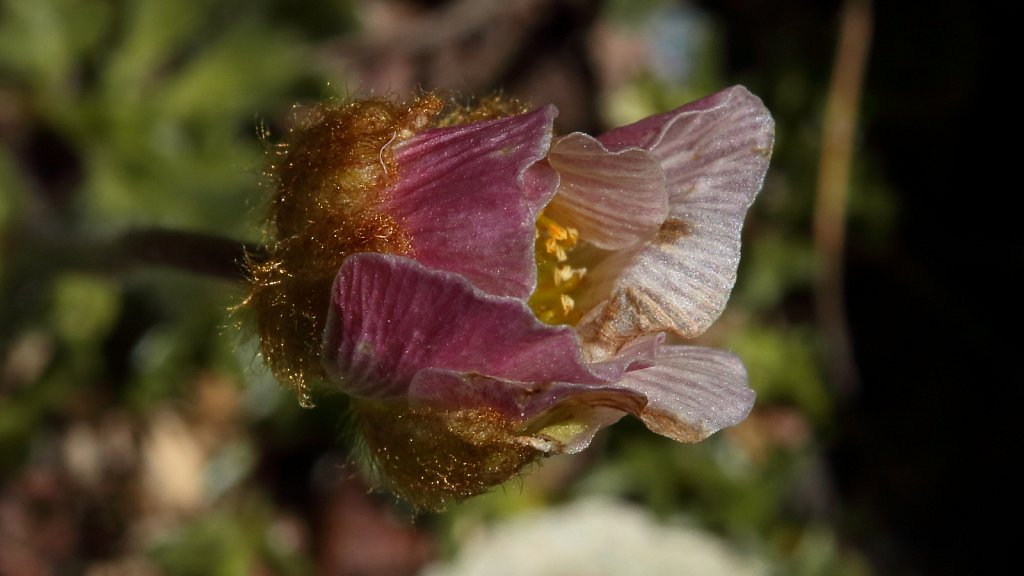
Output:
top-left (314, 86), bottom-right (774, 506)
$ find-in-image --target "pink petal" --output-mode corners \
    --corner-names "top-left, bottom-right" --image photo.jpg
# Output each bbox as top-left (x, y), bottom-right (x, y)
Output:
top-left (383, 106), bottom-right (559, 299)
top-left (545, 133), bottom-right (668, 250)
top-left (407, 369), bottom-right (645, 453)
top-left (405, 334), bottom-right (661, 453)
top-left (613, 345), bottom-right (755, 442)
top-left (322, 253), bottom-right (655, 399)
top-left (406, 334), bottom-right (660, 419)
top-left (577, 86), bottom-right (774, 353)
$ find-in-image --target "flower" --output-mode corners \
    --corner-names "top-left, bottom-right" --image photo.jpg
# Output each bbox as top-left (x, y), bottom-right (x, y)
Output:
top-left (247, 87), bottom-right (774, 509)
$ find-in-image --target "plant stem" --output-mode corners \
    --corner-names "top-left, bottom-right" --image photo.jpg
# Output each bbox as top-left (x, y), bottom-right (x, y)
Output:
top-left (814, 0), bottom-right (872, 398)
top-left (8, 224), bottom-right (264, 283)
top-left (119, 229), bottom-right (263, 283)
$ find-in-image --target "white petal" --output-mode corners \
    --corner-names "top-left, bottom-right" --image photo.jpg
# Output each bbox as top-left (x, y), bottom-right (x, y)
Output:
top-left (545, 133), bottom-right (668, 250)
top-left (615, 345), bottom-right (755, 442)
top-left (577, 86), bottom-right (774, 354)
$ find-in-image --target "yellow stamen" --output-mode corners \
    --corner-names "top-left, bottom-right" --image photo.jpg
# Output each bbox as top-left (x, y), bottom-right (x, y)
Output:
top-left (553, 265), bottom-right (573, 285)
top-left (529, 213), bottom-right (586, 325)
top-left (560, 294), bottom-right (575, 316)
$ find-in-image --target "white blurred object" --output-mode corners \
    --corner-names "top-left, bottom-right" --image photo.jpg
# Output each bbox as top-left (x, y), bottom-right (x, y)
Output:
top-left (140, 411), bottom-right (205, 514)
top-left (421, 498), bottom-right (768, 576)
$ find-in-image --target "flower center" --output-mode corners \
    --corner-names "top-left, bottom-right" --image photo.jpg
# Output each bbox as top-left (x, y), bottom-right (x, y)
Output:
top-left (528, 213), bottom-right (587, 325)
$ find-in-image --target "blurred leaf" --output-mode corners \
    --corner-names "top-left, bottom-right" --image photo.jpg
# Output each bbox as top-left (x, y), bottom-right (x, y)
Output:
top-left (50, 273), bottom-right (120, 345)
top-left (148, 495), bottom-right (313, 576)
top-left (148, 508), bottom-right (257, 576)
top-left (120, 272), bottom-right (242, 410)
top-left (0, 0), bottom-right (110, 95)
top-left (727, 326), bottom-right (831, 424)
top-left (160, 17), bottom-right (306, 121)
top-left (784, 526), bottom-right (874, 576)
top-left (736, 231), bottom-right (816, 311)
top-left (102, 0), bottom-right (208, 98)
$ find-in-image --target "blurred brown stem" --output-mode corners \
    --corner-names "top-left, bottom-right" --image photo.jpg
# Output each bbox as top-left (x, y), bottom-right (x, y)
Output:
top-left (15, 225), bottom-right (263, 283)
top-left (119, 229), bottom-right (263, 282)
top-left (814, 0), bottom-right (872, 397)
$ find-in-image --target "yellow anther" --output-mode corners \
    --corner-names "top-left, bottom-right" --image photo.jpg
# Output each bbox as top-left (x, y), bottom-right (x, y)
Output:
top-left (530, 212), bottom-right (585, 325)
top-left (559, 294), bottom-right (575, 316)
top-left (554, 265), bottom-right (573, 285)
top-left (553, 265), bottom-right (586, 287)
top-left (554, 245), bottom-right (568, 262)
top-left (546, 223), bottom-right (569, 241)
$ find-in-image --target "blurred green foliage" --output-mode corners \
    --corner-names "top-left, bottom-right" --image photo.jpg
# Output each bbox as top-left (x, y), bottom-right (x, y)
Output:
top-left (0, 0), bottom-right (343, 237)
top-left (148, 495), bottom-right (313, 576)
